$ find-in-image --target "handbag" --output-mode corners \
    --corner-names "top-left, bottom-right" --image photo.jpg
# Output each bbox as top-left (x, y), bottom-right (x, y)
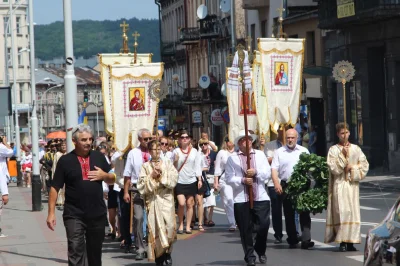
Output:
top-left (201, 171), bottom-right (211, 198)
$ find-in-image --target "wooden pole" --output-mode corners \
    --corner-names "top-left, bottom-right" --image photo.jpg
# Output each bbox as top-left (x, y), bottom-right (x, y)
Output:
top-left (238, 46), bottom-right (253, 209)
top-left (129, 191), bottom-right (134, 234)
top-left (342, 80), bottom-right (347, 134)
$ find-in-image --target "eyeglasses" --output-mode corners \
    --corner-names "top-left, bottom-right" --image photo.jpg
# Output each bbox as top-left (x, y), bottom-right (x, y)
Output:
top-left (240, 137), bottom-right (253, 142)
top-left (200, 143), bottom-right (209, 146)
top-left (180, 136), bottom-right (190, 139)
top-left (143, 137), bottom-right (152, 141)
top-left (160, 142), bottom-right (168, 146)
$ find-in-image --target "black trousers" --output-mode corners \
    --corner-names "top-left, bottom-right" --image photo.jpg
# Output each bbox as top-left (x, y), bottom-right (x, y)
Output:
top-left (119, 188), bottom-right (132, 248)
top-left (234, 201), bottom-right (270, 263)
top-left (281, 181), bottom-right (311, 245)
top-left (64, 215), bottom-right (106, 266)
top-left (267, 186), bottom-right (283, 239)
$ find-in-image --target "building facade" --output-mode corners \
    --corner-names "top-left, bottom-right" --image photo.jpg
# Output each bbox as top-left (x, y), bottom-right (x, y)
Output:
top-left (318, 0), bottom-right (400, 171)
top-left (0, 0), bottom-right (32, 143)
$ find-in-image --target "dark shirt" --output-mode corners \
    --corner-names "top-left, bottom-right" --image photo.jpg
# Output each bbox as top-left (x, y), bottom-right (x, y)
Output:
top-left (52, 150), bottom-right (111, 219)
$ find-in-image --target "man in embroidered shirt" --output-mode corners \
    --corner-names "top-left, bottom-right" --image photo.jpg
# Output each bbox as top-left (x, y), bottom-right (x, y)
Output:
top-left (226, 130), bottom-right (271, 266)
top-left (123, 128), bottom-right (151, 260)
top-left (271, 128), bottom-right (313, 249)
top-left (47, 124), bottom-right (115, 266)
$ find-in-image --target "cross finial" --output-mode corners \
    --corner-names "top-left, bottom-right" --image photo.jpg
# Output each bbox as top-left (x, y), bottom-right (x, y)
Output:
top-left (120, 21), bottom-right (129, 33)
top-left (132, 31), bottom-right (140, 64)
top-left (132, 31), bottom-right (141, 43)
top-left (245, 35), bottom-right (252, 51)
top-left (277, 6), bottom-right (285, 19)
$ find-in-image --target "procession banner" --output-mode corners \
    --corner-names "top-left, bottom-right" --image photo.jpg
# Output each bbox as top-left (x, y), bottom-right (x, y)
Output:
top-left (252, 51), bottom-right (269, 137)
top-left (98, 53), bottom-right (153, 135)
top-left (226, 50), bottom-right (258, 143)
top-left (110, 63), bottom-right (163, 152)
top-left (258, 38), bottom-right (305, 132)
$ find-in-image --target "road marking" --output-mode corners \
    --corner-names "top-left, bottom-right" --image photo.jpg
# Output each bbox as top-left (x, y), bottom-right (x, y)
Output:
top-left (347, 255), bottom-right (364, 262)
top-left (360, 206), bottom-right (380, 210)
top-left (214, 207), bottom-right (225, 212)
top-left (360, 193), bottom-right (391, 199)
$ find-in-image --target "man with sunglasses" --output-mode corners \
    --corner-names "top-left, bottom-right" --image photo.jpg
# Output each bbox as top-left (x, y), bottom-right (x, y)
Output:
top-left (123, 128), bottom-right (152, 260)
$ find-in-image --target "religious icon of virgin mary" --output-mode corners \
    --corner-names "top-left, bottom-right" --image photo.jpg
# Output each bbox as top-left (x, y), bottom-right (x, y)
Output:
top-left (129, 89), bottom-right (145, 111)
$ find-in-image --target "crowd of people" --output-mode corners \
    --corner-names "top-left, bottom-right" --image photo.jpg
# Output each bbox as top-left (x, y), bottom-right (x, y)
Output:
top-left (0, 120), bottom-right (371, 266)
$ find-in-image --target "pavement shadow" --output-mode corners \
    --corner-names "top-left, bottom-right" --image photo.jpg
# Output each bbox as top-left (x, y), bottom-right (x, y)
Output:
top-left (0, 249), bottom-right (68, 263)
top-left (195, 260), bottom-right (244, 265)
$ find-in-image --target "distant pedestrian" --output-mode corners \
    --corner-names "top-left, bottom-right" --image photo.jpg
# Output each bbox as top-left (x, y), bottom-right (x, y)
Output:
top-left (308, 126), bottom-right (317, 154)
top-left (46, 124), bottom-right (115, 266)
top-left (226, 130), bottom-right (271, 266)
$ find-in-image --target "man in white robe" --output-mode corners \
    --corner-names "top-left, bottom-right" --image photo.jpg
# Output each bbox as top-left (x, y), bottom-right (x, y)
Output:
top-left (325, 122), bottom-right (369, 252)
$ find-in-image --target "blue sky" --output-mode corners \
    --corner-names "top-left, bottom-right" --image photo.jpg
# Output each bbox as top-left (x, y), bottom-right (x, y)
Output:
top-left (33, 0), bottom-right (159, 25)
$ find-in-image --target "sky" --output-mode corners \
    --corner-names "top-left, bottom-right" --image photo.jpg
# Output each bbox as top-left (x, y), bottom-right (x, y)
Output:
top-left (34, 0), bottom-right (159, 25)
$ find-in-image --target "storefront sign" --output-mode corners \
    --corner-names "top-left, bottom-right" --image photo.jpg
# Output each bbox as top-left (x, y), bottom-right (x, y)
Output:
top-left (337, 0), bottom-right (355, 19)
top-left (221, 106), bottom-right (230, 124)
top-left (192, 111), bottom-right (202, 124)
top-left (210, 109), bottom-right (224, 126)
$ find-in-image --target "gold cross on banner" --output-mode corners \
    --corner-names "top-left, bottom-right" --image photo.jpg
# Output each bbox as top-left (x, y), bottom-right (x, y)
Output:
top-left (245, 35), bottom-right (252, 51)
top-left (277, 6), bottom-right (285, 18)
top-left (120, 21), bottom-right (129, 32)
top-left (132, 31), bottom-right (141, 43)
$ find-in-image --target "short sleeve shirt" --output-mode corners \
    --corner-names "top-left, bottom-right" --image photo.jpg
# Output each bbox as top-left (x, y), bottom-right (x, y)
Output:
top-left (52, 150), bottom-right (111, 219)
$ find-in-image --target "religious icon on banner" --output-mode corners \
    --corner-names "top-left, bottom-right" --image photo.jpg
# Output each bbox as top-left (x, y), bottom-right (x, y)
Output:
top-left (129, 87), bottom-right (145, 111)
top-left (274, 62), bottom-right (289, 86)
top-left (239, 88), bottom-right (257, 115)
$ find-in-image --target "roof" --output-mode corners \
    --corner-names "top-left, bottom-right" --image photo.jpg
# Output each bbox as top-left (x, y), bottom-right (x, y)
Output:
top-left (35, 67), bottom-right (101, 86)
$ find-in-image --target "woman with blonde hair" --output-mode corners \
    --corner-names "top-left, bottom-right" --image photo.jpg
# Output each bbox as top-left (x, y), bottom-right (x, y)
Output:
top-left (214, 136), bottom-right (236, 231)
top-left (138, 140), bottom-right (178, 265)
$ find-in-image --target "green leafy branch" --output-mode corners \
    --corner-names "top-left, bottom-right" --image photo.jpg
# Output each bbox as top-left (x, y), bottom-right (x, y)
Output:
top-left (286, 153), bottom-right (329, 214)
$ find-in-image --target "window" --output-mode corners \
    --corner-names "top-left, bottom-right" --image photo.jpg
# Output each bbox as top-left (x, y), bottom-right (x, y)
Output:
top-left (55, 114), bottom-right (61, 127)
top-left (7, 48), bottom-right (11, 65)
top-left (306, 31), bottom-right (316, 66)
top-left (250, 24), bottom-right (256, 51)
top-left (261, 20), bottom-right (267, 37)
top-left (3, 16), bottom-right (10, 35)
top-left (19, 87), bottom-right (23, 103)
top-left (18, 47), bottom-right (22, 65)
top-left (16, 16), bottom-right (21, 34)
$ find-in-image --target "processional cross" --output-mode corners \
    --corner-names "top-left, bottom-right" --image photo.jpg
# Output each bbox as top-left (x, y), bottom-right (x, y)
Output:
top-left (132, 31), bottom-right (141, 64)
top-left (120, 21), bottom-right (130, 53)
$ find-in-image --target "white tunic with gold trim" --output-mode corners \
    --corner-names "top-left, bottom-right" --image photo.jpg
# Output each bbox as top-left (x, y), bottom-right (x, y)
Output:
top-left (137, 159), bottom-right (178, 261)
top-left (324, 144), bottom-right (369, 244)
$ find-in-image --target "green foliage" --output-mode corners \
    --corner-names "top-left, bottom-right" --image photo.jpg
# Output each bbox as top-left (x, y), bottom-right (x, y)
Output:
top-left (286, 153), bottom-right (329, 214)
top-left (35, 18), bottom-right (160, 62)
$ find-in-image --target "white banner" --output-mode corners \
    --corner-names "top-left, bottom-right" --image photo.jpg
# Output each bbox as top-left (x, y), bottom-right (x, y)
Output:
top-left (110, 63), bottom-right (163, 152)
top-left (98, 53), bottom-right (153, 135)
top-left (257, 38), bottom-right (305, 132)
top-left (226, 50), bottom-right (258, 143)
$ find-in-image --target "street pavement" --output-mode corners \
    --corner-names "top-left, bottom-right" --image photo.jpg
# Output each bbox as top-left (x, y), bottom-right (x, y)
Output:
top-left (0, 176), bottom-right (398, 266)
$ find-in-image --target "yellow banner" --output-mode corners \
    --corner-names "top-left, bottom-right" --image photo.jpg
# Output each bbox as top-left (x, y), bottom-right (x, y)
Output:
top-left (337, 2), bottom-right (355, 18)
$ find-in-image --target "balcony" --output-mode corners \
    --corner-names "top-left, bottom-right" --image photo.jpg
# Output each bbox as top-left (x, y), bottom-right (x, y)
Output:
top-left (179, 28), bottom-right (200, 45)
top-left (242, 0), bottom-right (268, 10)
top-left (161, 42), bottom-right (176, 56)
top-left (199, 15), bottom-right (221, 39)
top-left (319, 0), bottom-right (400, 29)
top-left (159, 94), bottom-right (183, 109)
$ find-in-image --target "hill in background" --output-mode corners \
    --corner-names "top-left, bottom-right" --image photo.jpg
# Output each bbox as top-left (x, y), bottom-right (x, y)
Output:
top-left (35, 18), bottom-right (160, 62)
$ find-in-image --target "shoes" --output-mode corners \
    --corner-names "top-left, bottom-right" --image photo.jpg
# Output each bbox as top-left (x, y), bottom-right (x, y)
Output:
top-left (124, 246), bottom-right (130, 254)
top-left (185, 230), bottom-right (192, 234)
top-left (164, 253), bottom-right (172, 266)
top-left (339, 245), bottom-right (346, 252)
top-left (135, 252), bottom-right (144, 260)
top-left (346, 244), bottom-right (357, 252)
top-left (258, 254), bottom-right (267, 264)
top-left (289, 243), bottom-right (298, 249)
top-left (177, 230), bottom-right (184, 234)
top-left (301, 241), bottom-right (315, 250)
top-left (274, 237), bottom-right (282, 244)
top-left (247, 259), bottom-right (256, 266)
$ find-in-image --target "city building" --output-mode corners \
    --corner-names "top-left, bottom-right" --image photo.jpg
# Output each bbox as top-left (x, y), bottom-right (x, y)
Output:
top-left (318, 0), bottom-right (400, 171)
top-left (0, 0), bottom-right (31, 143)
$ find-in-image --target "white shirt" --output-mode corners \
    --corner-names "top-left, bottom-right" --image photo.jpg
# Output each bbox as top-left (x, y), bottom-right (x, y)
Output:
top-left (173, 147), bottom-right (202, 184)
top-left (214, 149), bottom-right (234, 183)
top-left (123, 148), bottom-right (146, 185)
top-left (225, 149), bottom-right (271, 203)
top-left (160, 150), bottom-right (173, 162)
top-left (264, 140), bottom-right (283, 186)
top-left (112, 151), bottom-right (125, 187)
top-left (271, 144), bottom-right (310, 182)
top-left (0, 144), bottom-right (13, 195)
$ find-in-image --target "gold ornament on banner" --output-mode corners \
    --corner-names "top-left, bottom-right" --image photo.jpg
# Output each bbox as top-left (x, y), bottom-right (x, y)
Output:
top-left (332, 60), bottom-right (355, 132)
top-left (149, 80), bottom-right (168, 103)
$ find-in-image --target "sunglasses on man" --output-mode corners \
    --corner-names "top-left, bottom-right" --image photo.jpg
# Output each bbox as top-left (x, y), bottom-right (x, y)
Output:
top-left (142, 137), bottom-right (152, 141)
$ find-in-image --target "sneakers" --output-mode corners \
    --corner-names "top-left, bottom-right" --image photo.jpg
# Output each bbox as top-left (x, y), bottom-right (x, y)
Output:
top-left (274, 237), bottom-right (282, 244)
